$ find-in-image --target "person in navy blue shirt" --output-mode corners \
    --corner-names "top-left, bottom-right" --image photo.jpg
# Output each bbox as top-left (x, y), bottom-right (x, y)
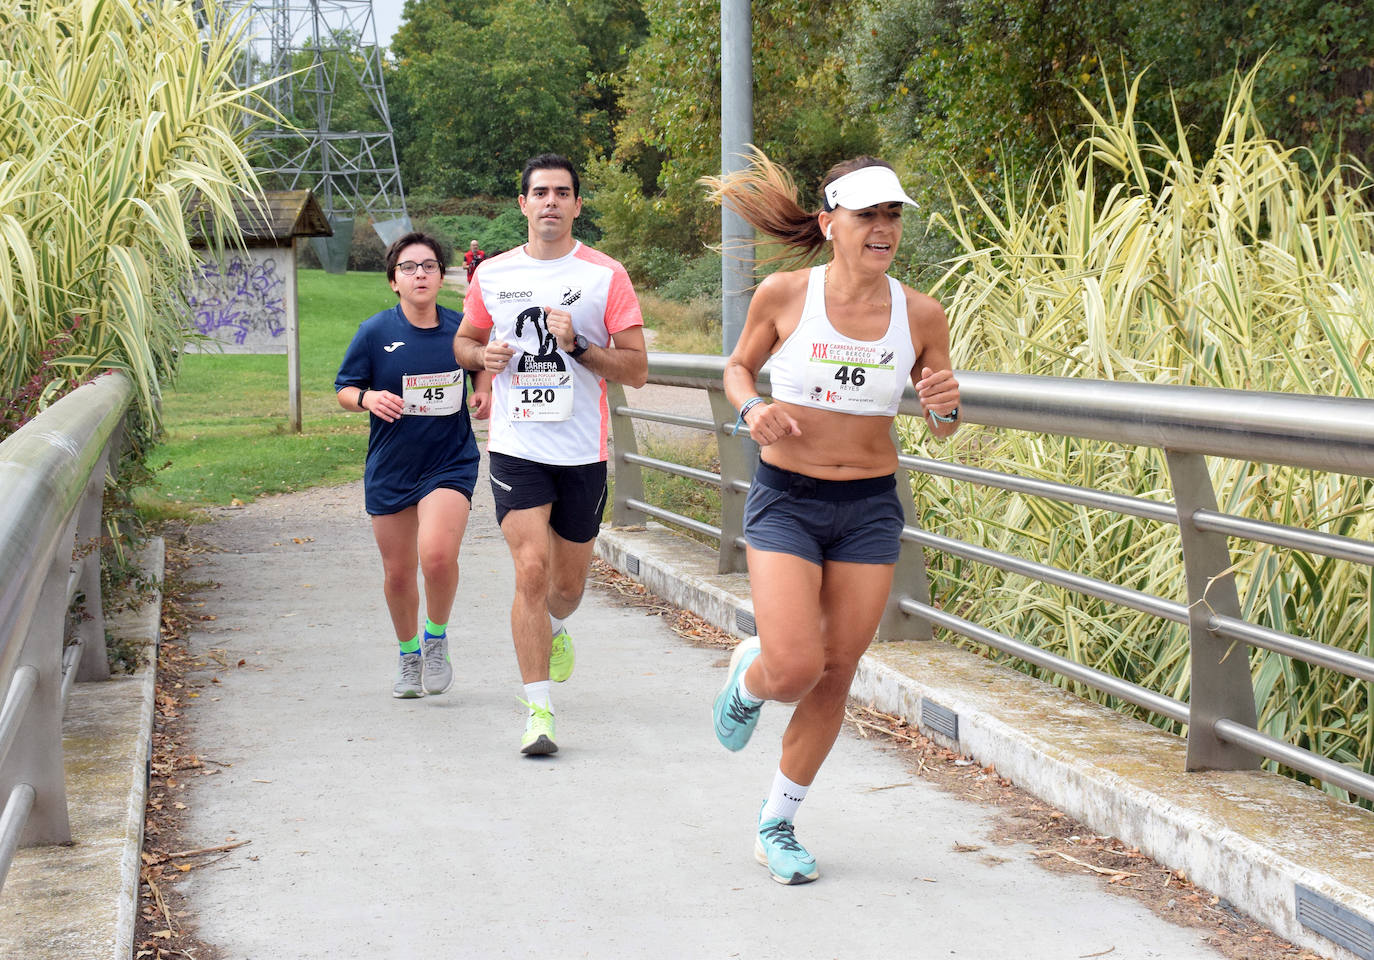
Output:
top-left (335, 232), bottom-right (490, 699)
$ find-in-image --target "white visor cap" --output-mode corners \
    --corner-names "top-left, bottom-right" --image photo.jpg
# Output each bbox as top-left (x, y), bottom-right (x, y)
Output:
top-left (823, 165), bottom-right (918, 211)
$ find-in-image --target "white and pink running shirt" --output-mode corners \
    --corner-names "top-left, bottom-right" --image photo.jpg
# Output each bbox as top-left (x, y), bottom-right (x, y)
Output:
top-left (463, 241), bottom-right (643, 465)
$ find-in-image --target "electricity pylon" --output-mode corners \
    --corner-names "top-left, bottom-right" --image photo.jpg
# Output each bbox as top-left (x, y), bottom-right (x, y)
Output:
top-left (228, 0), bottom-right (410, 271)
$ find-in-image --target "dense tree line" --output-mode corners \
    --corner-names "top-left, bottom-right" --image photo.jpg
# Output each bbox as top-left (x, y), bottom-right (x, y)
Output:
top-left (313, 0), bottom-right (1373, 279)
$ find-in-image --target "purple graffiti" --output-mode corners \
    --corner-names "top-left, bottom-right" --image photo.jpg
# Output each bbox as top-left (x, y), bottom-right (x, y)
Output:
top-left (188, 255), bottom-right (287, 345)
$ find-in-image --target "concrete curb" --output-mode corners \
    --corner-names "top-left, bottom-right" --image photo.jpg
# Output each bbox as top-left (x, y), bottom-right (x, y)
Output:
top-left (0, 537), bottom-right (163, 960)
top-left (596, 522), bottom-right (1374, 960)
top-left (114, 537), bottom-right (163, 960)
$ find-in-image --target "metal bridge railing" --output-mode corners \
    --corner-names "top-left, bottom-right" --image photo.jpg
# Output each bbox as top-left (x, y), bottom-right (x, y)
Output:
top-left (607, 354), bottom-right (1374, 803)
top-left (0, 373), bottom-right (132, 890)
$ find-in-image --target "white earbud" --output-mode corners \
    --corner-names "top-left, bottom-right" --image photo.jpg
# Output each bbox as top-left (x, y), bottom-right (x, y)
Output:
top-left (825, 225), bottom-right (833, 241)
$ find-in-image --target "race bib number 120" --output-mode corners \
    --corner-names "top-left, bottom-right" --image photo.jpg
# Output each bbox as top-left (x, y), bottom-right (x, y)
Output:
top-left (509, 369), bottom-right (574, 421)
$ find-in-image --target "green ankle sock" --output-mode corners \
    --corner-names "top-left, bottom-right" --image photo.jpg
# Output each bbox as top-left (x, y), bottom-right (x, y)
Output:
top-left (424, 618), bottom-right (446, 640)
top-left (399, 635), bottom-right (421, 655)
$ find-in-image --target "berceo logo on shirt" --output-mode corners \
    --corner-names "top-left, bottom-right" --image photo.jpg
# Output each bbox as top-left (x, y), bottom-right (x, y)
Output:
top-left (497, 290), bottom-right (533, 300)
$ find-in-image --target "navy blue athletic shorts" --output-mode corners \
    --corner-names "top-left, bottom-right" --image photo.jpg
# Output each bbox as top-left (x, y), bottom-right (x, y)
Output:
top-left (743, 460), bottom-right (904, 566)
top-left (489, 451), bottom-right (608, 544)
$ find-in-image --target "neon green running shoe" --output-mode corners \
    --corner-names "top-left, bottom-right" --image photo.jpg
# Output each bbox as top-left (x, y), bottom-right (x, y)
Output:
top-left (520, 700), bottom-right (558, 756)
top-left (549, 627), bottom-right (575, 683)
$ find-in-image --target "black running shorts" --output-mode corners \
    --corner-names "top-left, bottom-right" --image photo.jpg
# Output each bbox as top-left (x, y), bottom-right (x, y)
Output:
top-left (489, 451), bottom-right (608, 543)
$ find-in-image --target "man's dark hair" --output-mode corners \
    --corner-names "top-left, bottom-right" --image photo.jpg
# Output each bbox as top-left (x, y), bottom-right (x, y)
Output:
top-left (384, 232), bottom-right (447, 284)
top-left (521, 153), bottom-right (580, 198)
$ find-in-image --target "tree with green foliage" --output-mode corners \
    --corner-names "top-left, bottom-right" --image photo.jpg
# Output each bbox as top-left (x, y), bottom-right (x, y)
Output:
top-left (591, 0), bottom-right (881, 281)
top-left (848, 0), bottom-right (1374, 204)
top-left (390, 0), bottom-right (647, 199)
top-left (1130, 0), bottom-right (1374, 170)
top-left (393, 3), bottom-right (590, 196)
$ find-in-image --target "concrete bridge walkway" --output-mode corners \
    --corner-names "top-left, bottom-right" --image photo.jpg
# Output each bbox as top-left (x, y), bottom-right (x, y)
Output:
top-left (164, 457), bottom-right (1230, 960)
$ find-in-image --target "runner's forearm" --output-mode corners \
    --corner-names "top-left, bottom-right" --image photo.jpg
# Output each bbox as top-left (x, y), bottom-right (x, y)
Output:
top-left (576, 343), bottom-right (647, 388)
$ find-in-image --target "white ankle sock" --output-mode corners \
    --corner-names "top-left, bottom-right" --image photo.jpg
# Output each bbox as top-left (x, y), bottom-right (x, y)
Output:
top-left (523, 680), bottom-right (552, 712)
top-left (549, 614), bottom-right (566, 635)
top-left (738, 673), bottom-right (763, 704)
top-left (762, 769), bottom-right (809, 822)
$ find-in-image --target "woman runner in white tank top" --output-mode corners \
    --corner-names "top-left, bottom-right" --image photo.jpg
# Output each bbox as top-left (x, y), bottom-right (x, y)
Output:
top-left (702, 150), bottom-right (962, 885)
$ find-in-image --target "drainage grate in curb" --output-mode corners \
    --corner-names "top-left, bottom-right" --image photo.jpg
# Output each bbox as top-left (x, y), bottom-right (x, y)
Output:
top-left (1296, 885), bottom-right (1374, 959)
top-left (921, 697), bottom-right (959, 742)
top-left (735, 608), bottom-right (756, 636)
top-left (626, 554), bottom-right (640, 576)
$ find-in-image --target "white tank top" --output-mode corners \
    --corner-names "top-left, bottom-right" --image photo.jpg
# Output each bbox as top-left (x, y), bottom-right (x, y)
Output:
top-left (767, 265), bottom-right (915, 416)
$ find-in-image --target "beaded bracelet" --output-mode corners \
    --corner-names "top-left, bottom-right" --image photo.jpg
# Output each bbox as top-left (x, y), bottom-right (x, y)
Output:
top-left (929, 405), bottom-right (959, 424)
top-left (730, 396), bottom-right (767, 436)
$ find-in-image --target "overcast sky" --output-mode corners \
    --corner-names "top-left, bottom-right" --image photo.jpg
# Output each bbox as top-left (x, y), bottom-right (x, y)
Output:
top-left (369, 0), bottom-right (405, 47)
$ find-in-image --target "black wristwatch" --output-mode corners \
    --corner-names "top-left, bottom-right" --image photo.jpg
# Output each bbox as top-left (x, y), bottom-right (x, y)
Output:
top-left (569, 334), bottom-right (590, 359)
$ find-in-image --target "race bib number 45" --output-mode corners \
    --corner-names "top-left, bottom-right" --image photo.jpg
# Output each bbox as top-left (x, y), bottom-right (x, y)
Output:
top-left (402, 370), bottom-right (464, 416)
top-left (802, 341), bottom-right (897, 412)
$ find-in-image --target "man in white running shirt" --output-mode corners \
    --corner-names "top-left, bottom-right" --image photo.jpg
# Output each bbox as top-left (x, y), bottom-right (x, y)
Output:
top-left (454, 153), bottom-right (647, 756)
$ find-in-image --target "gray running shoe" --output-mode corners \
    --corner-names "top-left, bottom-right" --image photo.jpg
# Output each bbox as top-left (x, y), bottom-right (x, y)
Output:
top-left (393, 652), bottom-right (423, 699)
top-left (422, 634), bottom-right (453, 694)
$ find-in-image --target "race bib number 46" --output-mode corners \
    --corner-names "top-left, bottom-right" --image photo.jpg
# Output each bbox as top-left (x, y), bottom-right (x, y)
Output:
top-left (802, 341), bottom-right (897, 412)
top-left (402, 370), bottom-right (464, 416)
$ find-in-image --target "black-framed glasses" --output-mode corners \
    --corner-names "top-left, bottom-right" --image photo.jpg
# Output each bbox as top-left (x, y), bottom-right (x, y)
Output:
top-left (397, 259), bottom-right (441, 276)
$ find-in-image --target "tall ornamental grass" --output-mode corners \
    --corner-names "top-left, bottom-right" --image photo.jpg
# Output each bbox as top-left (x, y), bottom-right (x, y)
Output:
top-left (914, 68), bottom-right (1374, 801)
top-left (0, 0), bottom-right (267, 436)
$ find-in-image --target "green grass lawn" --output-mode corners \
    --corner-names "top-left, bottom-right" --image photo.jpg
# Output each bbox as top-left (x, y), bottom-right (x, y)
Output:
top-left (137, 266), bottom-right (720, 530)
top-left (135, 268), bottom-right (466, 516)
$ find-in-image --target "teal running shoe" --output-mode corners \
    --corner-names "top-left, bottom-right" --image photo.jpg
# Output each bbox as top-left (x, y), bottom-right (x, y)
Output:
top-left (549, 627), bottom-right (575, 683)
top-left (755, 807), bottom-right (819, 885)
top-left (422, 633), bottom-right (453, 695)
top-left (520, 700), bottom-right (558, 756)
top-left (712, 636), bottom-right (763, 751)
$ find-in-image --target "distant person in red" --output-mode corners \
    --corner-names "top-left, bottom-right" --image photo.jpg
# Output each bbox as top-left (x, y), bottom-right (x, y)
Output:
top-left (464, 239), bottom-right (486, 281)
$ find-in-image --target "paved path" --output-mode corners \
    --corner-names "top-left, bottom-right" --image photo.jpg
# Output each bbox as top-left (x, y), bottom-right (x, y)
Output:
top-left (171, 461), bottom-right (1226, 959)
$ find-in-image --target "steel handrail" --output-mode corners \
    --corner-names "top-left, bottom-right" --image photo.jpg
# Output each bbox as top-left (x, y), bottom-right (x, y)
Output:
top-left (634, 354), bottom-right (1374, 479)
top-left (608, 354), bottom-right (1374, 802)
top-left (0, 372), bottom-right (131, 890)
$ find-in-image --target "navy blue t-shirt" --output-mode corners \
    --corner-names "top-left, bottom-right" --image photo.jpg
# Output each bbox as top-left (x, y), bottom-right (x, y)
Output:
top-left (335, 303), bottom-right (480, 515)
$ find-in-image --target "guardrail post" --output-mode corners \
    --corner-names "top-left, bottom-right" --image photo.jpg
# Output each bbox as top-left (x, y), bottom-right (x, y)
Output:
top-left (72, 437), bottom-right (116, 682)
top-left (607, 382), bottom-right (645, 527)
top-left (879, 431), bottom-right (934, 641)
top-left (0, 520), bottom-right (77, 846)
top-left (710, 390), bottom-right (751, 573)
top-left (1165, 450), bottom-right (1260, 771)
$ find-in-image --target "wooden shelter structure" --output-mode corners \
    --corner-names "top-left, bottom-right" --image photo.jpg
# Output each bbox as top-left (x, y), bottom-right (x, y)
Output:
top-left (188, 190), bottom-right (332, 432)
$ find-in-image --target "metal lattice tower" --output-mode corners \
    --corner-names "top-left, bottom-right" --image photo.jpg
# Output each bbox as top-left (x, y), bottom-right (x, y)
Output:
top-left (228, 0), bottom-right (410, 270)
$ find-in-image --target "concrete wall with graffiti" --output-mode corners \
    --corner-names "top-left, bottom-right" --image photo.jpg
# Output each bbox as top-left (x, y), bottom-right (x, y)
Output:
top-left (187, 247), bottom-right (296, 353)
